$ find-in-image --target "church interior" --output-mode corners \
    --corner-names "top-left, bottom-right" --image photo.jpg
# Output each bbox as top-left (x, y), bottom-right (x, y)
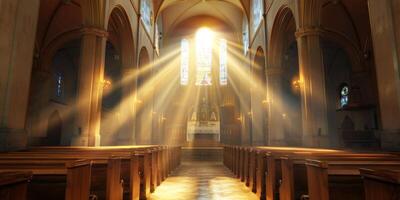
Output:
top-left (1, 0), bottom-right (400, 199)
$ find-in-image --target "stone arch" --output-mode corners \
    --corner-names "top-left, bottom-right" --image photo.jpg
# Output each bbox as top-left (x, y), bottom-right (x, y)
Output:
top-left (99, 6), bottom-right (137, 145)
top-left (269, 6), bottom-right (296, 69)
top-left (267, 6), bottom-right (301, 146)
top-left (138, 47), bottom-right (151, 88)
top-left (250, 46), bottom-right (268, 145)
top-left (253, 46), bottom-right (267, 85)
top-left (135, 47), bottom-right (152, 144)
top-left (107, 6), bottom-right (135, 61)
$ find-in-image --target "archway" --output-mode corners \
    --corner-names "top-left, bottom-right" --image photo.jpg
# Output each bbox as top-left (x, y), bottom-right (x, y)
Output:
top-left (27, 0), bottom-right (82, 146)
top-left (320, 0), bottom-right (380, 148)
top-left (135, 47), bottom-right (152, 144)
top-left (250, 47), bottom-right (267, 145)
top-left (101, 7), bottom-right (136, 145)
top-left (268, 6), bottom-right (300, 146)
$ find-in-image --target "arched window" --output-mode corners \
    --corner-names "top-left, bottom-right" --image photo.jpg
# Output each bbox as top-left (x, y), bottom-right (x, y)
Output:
top-left (55, 72), bottom-right (64, 97)
top-left (181, 39), bottom-right (189, 85)
top-left (340, 84), bottom-right (349, 108)
top-left (219, 39), bottom-right (228, 85)
top-left (141, 0), bottom-right (152, 32)
top-left (195, 28), bottom-right (213, 86)
top-left (252, 0), bottom-right (263, 35)
top-left (243, 18), bottom-right (249, 54)
top-left (180, 28), bottom-right (229, 86)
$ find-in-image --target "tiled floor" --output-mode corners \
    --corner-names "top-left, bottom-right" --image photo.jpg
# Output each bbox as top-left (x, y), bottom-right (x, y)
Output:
top-left (149, 162), bottom-right (259, 200)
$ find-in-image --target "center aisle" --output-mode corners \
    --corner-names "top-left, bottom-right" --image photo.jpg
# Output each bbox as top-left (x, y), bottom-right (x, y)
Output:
top-left (150, 162), bottom-right (259, 200)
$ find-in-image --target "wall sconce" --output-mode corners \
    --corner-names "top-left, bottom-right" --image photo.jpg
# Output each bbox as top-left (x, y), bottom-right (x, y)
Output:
top-left (102, 78), bottom-right (112, 90)
top-left (292, 79), bottom-right (301, 89)
top-left (262, 99), bottom-right (269, 104)
top-left (282, 113), bottom-right (287, 119)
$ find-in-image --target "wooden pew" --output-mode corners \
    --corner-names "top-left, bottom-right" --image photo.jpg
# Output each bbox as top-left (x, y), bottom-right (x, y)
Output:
top-left (244, 147), bottom-right (345, 200)
top-left (2, 145), bottom-right (181, 200)
top-left (223, 145), bottom-right (400, 200)
top-left (1, 152), bottom-right (137, 200)
top-left (267, 152), bottom-right (400, 199)
top-left (304, 159), bottom-right (400, 200)
top-left (0, 172), bottom-right (32, 200)
top-left (0, 159), bottom-right (92, 200)
top-left (360, 168), bottom-right (400, 200)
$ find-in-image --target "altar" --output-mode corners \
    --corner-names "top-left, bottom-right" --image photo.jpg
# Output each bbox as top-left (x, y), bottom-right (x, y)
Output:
top-left (186, 98), bottom-right (220, 142)
top-left (187, 121), bottom-right (220, 141)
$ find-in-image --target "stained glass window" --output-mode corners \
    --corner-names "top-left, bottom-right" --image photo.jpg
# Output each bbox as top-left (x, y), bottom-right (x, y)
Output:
top-left (252, 0), bottom-right (263, 35)
top-left (340, 85), bottom-right (349, 108)
top-left (55, 72), bottom-right (63, 97)
top-left (141, 0), bottom-right (152, 32)
top-left (219, 39), bottom-right (228, 85)
top-left (155, 25), bottom-right (159, 53)
top-left (181, 39), bottom-right (189, 85)
top-left (195, 28), bottom-right (213, 86)
top-left (243, 19), bottom-right (249, 54)
top-left (180, 28), bottom-right (228, 86)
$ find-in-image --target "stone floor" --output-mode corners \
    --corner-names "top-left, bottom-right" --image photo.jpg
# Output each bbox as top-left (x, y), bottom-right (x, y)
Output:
top-left (149, 162), bottom-right (259, 200)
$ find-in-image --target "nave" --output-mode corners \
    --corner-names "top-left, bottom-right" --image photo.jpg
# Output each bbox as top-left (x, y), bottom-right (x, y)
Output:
top-left (150, 162), bottom-right (258, 200)
top-left (2, 0), bottom-right (400, 199)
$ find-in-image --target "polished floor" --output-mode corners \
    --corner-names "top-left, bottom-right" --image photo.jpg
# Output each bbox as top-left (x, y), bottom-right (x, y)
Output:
top-left (150, 162), bottom-right (259, 200)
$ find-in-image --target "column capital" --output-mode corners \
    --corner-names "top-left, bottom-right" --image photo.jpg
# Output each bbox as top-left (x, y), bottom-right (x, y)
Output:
top-left (80, 27), bottom-right (109, 38)
top-left (295, 26), bottom-right (323, 39)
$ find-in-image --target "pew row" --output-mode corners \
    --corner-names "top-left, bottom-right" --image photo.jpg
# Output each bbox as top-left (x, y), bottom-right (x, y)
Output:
top-left (0, 159), bottom-right (92, 200)
top-left (0, 172), bottom-right (32, 200)
top-left (0, 146), bottom-right (181, 200)
top-left (223, 145), bottom-right (400, 200)
top-left (360, 168), bottom-right (400, 200)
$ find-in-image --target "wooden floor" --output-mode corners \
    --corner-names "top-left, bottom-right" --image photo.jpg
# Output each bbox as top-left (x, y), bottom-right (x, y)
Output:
top-left (150, 162), bottom-right (258, 200)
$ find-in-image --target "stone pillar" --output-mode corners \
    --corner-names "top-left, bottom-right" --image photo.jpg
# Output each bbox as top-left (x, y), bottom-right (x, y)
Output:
top-left (295, 27), bottom-right (329, 147)
top-left (73, 28), bottom-right (107, 146)
top-left (0, 0), bottom-right (40, 150)
top-left (266, 68), bottom-right (286, 146)
top-left (293, 0), bottom-right (329, 147)
top-left (368, 0), bottom-right (400, 150)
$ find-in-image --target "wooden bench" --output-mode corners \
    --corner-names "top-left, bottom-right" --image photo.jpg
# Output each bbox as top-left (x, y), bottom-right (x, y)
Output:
top-left (1, 150), bottom-right (144, 199)
top-left (304, 159), bottom-right (400, 200)
top-left (0, 172), bottom-right (32, 200)
top-left (360, 168), bottom-right (400, 200)
top-left (0, 159), bottom-right (92, 200)
top-left (268, 152), bottom-right (400, 200)
top-left (0, 145), bottom-right (181, 200)
top-left (223, 145), bottom-right (400, 200)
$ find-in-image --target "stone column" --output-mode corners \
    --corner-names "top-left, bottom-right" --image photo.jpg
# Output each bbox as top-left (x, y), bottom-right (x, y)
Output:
top-left (368, 0), bottom-right (400, 150)
top-left (0, 0), bottom-right (40, 151)
top-left (73, 28), bottom-right (107, 146)
top-left (266, 68), bottom-right (285, 146)
top-left (295, 27), bottom-right (329, 147)
top-left (292, 0), bottom-right (329, 147)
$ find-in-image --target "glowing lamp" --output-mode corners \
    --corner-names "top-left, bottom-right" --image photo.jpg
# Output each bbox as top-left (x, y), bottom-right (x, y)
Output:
top-left (102, 78), bottom-right (112, 90)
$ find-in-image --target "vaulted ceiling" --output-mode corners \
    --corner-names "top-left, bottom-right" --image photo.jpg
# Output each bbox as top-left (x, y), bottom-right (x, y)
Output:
top-left (156, 0), bottom-right (246, 36)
